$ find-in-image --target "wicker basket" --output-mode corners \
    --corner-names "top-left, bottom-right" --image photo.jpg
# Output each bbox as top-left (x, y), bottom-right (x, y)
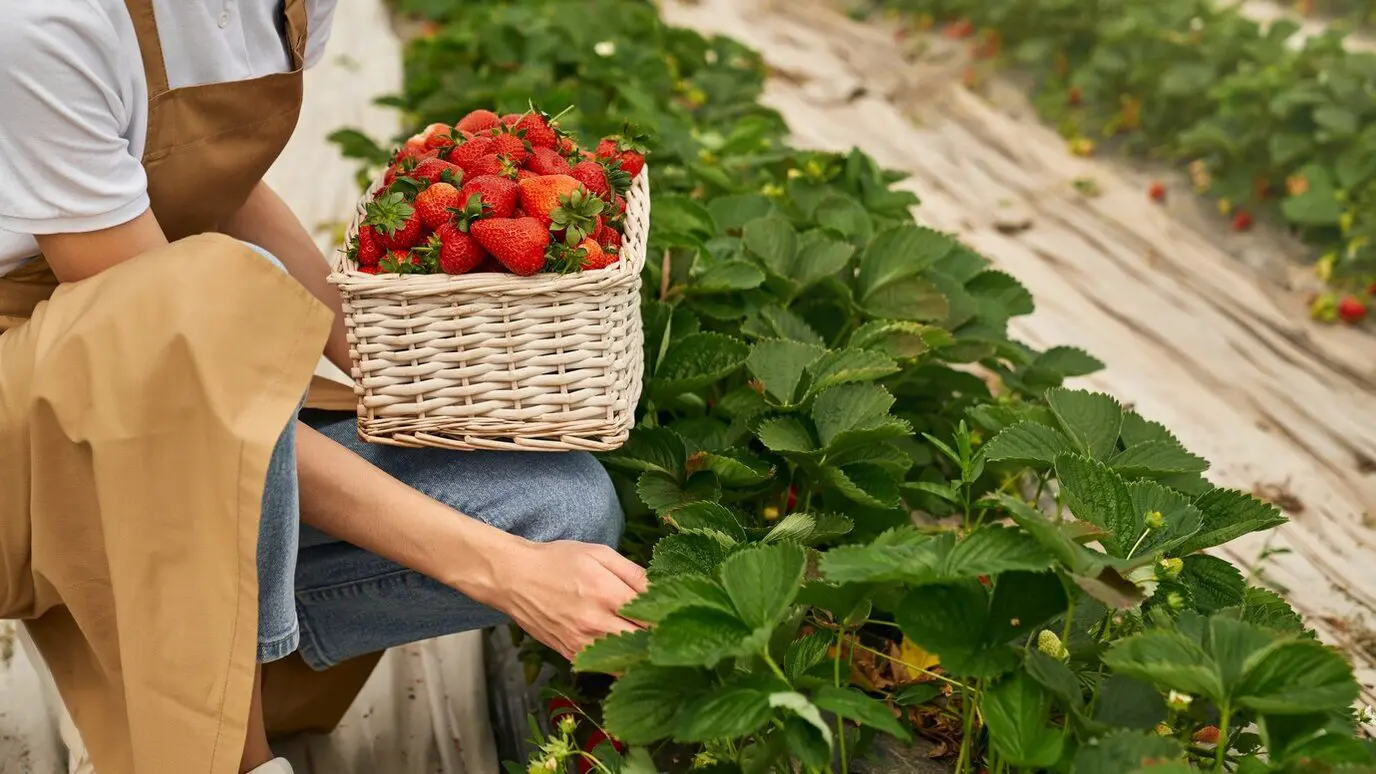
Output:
top-left (327, 169), bottom-right (648, 452)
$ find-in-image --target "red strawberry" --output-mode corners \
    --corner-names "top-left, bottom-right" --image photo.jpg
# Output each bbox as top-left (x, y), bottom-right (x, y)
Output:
top-left (432, 223), bottom-right (488, 275)
top-left (357, 265), bottom-right (382, 275)
top-left (1068, 86), bottom-right (1083, 105)
top-left (420, 122), bottom-right (455, 150)
top-left (578, 730), bottom-right (627, 774)
top-left (1148, 181), bottom-right (1166, 203)
top-left (491, 132), bottom-right (530, 165)
top-left (412, 157), bottom-right (464, 185)
top-left (471, 217), bottom-right (550, 276)
top-left (352, 224), bottom-right (385, 267)
top-left (595, 133), bottom-right (647, 177)
top-left (516, 169), bottom-right (538, 181)
top-left (785, 485), bottom-right (798, 513)
top-left (459, 175), bottom-right (519, 219)
top-left (1231, 210), bottom-right (1253, 232)
top-left (571, 160), bottom-right (613, 200)
top-left (1337, 295), bottom-right (1369, 324)
top-left (1194, 726), bottom-right (1221, 745)
top-left (501, 114), bottom-right (522, 127)
top-left (415, 182), bottom-right (464, 229)
top-left (519, 175), bottom-right (583, 225)
top-left (557, 136), bottom-right (578, 155)
top-left (577, 237), bottom-right (617, 270)
top-left (365, 192), bottom-right (426, 249)
top-left (456, 109), bottom-right (501, 134)
top-left (379, 248), bottom-right (428, 274)
top-left (526, 147), bottom-right (572, 176)
top-left (466, 154), bottom-right (504, 179)
top-left (547, 697), bottom-right (580, 720)
top-left (515, 112), bottom-right (558, 149)
top-left (448, 136), bottom-right (496, 172)
top-left (595, 222), bottom-right (621, 252)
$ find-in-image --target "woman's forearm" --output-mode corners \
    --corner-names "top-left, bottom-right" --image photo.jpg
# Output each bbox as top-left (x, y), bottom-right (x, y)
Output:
top-left (220, 181), bottom-right (352, 372)
top-left (293, 421), bottom-right (525, 603)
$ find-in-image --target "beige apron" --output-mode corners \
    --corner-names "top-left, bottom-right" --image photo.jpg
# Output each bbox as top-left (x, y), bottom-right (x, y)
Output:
top-left (0, 2), bottom-right (374, 771)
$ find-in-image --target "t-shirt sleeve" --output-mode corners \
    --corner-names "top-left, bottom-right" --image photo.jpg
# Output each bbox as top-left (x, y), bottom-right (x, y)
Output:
top-left (0, 3), bottom-right (149, 235)
top-left (303, 0), bottom-right (339, 70)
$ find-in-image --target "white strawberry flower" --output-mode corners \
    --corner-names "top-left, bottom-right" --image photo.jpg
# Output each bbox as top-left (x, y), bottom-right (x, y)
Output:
top-left (595, 41), bottom-right (616, 57)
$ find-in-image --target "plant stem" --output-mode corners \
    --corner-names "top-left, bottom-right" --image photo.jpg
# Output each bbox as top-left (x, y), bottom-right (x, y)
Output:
top-left (834, 626), bottom-right (848, 774)
top-left (954, 683), bottom-right (978, 774)
top-left (1215, 705), bottom-right (1232, 771)
top-left (1125, 527), bottom-right (1151, 560)
top-left (763, 649), bottom-right (790, 684)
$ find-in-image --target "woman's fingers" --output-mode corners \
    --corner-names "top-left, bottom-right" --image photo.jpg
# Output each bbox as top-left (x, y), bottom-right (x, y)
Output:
top-left (590, 545), bottom-right (650, 594)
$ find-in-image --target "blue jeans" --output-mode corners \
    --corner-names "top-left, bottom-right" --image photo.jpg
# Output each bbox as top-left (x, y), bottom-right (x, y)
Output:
top-left (239, 242), bottom-right (624, 669)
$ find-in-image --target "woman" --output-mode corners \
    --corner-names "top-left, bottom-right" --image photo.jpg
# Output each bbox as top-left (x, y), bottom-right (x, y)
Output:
top-left (0, 2), bottom-right (646, 773)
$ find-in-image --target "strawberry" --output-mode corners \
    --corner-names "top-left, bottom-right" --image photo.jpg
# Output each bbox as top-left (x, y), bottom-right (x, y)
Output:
top-left (944, 18), bottom-right (974, 38)
top-left (785, 485), bottom-right (798, 513)
top-left (379, 248), bottom-right (429, 275)
top-left (518, 175), bottom-right (583, 225)
top-left (448, 136), bottom-right (496, 173)
top-left (501, 114), bottom-right (522, 128)
top-left (526, 146), bottom-right (572, 176)
top-left (428, 223), bottom-right (488, 275)
top-left (415, 182), bottom-right (464, 229)
top-left (471, 217), bottom-right (550, 276)
top-left (520, 176), bottom-right (606, 243)
top-left (514, 112), bottom-right (558, 149)
top-left (420, 122), bottom-right (455, 150)
top-left (1231, 210), bottom-right (1253, 232)
top-left (365, 192), bottom-right (426, 249)
top-left (516, 169), bottom-right (538, 182)
top-left (595, 131), bottom-right (648, 177)
top-left (460, 175), bottom-right (519, 219)
top-left (578, 730), bottom-right (627, 774)
top-left (595, 221), bottom-right (621, 252)
top-left (467, 154), bottom-right (504, 179)
top-left (456, 109), bottom-right (502, 134)
top-left (1193, 726), bottom-right (1221, 746)
top-left (1068, 86), bottom-right (1083, 105)
top-left (412, 157), bottom-right (464, 186)
top-left (352, 224), bottom-right (385, 267)
top-left (1149, 181), bottom-right (1166, 203)
top-left (491, 131), bottom-right (530, 165)
top-left (571, 160), bottom-right (614, 200)
top-left (357, 265), bottom-right (382, 275)
top-left (557, 136), bottom-right (578, 156)
top-left (577, 237), bottom-right (617, 269)
top-left (1337, 295), bottom-right (1369, 324)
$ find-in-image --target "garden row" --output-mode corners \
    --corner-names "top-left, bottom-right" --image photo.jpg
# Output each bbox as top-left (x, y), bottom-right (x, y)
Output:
top-left (336, 1), bottom-right (1375, 771)
top-left (870, 0), bottom-right (1376, 322)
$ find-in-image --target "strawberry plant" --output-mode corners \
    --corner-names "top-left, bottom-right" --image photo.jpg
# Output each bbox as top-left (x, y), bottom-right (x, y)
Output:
top-left (866, 0), bottom-right (1376, 305)
top-left (338, 0), bottom-right (1374, 770)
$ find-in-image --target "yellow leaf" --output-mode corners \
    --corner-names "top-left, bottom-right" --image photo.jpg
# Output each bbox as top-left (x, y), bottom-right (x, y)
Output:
top-left (899, 636), bottom-right (941, 680)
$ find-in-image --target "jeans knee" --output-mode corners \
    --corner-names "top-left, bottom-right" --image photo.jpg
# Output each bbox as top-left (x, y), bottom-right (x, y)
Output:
top-left (529, 453), bottom-right (624, 548)
top-left (238, 241), bottom-right (288, 273)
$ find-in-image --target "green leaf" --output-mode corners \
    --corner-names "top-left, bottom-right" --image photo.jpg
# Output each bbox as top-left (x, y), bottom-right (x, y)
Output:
top-left (1032, 346), bottom-right (1104, 377)
top-left (944, 525), bottom-right (1056, 578)
top-left (719, 542), bottom-right (807, 629)
top-left (742, 217), bottom-right (799, 278)
top-left (1236, 639), bottom-right (1359, 714)
top-left (1024, 649), bottom-right (1084, 710)
top-left (804, 347), bottom-right (899, 396)
top-left (849, 320), bottom-right (941, 359)
top-left (652, 333), bottom-right (749, 399)
top-left (1056, 454), bottom-right (1134, 556)
top-left (746, 339), bottom-right (827, 405)
top-left (1127, 480), bottom-right (1203, 556)
top-left (575, 630), bottom-right (652, 674)
top-left (983, 673), bottom-right (1065, 768)
top-left (1118, 412), bottom-right (1180, 448)
top-left (708, 194), bottom-right (776, 231)
top-left (856, 225), bottom-right (955, 300)
top-left (769, 692), bottom-right (833, 749)
top-left (794, 235), bottom-right (857, 288)
top-left (620, 575), bottom-right (736, 624)
top-left (815, 195), bottom-right (872, 241)
top-left (327, 128), bottom-right (390, 164)
top-left (822, 462), bottom-right (901, 508)
top-left (1240, 587), bottom-right (1307, 635)
top-left (1179, 555), bottom-right (1245, 614)
top-left (600, 428), bottom-right (689, 480)
top-left (988, 571), bottom-right (1069, 643)
top-left (812, 383), bottom-right (901, 449)
top-left (652, 195), bottom-right (716, 239)
top-left (967, 270), bottom-right (1035, 319)
top-left (896, 581), bottom-right (989, 654)
top-left (1047, 388), bottom-right (1123, 459)
top-left (663, 501), bottom-right (743, 537)
top-left (694, 450), bottom-right (773, 488)
top-left (650, 607), bottom-right (756, 667)
top-left (982, 421), bottom-right (1077, 466)
top-left (650, 532), bottom-right (731, 578)
top-left (693, 259), bottom-right (766, 292)
top-left (861, 276), bottom-right (949, 321)
top-left (785, 632), bottom-right (833, 682)
top-left (754, 416), bottom-right (818, 456)
top-left (602, 666), bottom-right (712, 745)
top-left (893, 683), bottom-right (943, 706)
top-left (744, 305), bottom-right (824, 346)
top-left (1072, 730), bottom-right (1185, 774)
top-left (1109, 441), bottom-right (1209, 478)
top-left (1102, 630), bottom-right (1224, 703)
top-left (1177, 489), bottom-right (1287, 554)
top-left (1092, 675), bottom-right (1167, 731)
top-left (637, 472), bottom-right (722, 514)
top-left (676, 675), bottom-right (778, 742)
top-left (762, 512), bottom-right (830, 544)
top-left (812, 686), bottom-right (913, 741)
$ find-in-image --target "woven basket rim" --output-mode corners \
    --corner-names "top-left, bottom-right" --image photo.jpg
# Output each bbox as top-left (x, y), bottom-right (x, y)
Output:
top-left (328, 167), bottom-right (649, 293)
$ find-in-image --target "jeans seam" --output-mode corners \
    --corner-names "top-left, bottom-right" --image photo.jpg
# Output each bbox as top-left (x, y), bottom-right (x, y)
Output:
top-left (294, 606), bottom-right (335, 671)
top-left (257, 628), bottom-right (300, 664)
top-left (294, 567), bottom-right (431, 604)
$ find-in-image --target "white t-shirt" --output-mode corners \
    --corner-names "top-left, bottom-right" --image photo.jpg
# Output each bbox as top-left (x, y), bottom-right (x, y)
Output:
top-left (0, 0), bottom-right (338, 276)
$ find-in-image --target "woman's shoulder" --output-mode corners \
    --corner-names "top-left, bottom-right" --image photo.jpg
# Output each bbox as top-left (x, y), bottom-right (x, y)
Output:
top-left (1, 0), bottom-right (137, 73)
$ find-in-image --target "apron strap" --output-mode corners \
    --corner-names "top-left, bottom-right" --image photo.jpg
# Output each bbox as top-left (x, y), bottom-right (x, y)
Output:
top-left (122, 0), bottom-right (171, 97)
top-left (284, 0), bottom-right (310, 71)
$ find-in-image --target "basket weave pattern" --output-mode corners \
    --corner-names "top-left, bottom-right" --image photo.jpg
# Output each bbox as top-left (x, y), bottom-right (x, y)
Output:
top-left (328, 169), bottom-right (649, 451)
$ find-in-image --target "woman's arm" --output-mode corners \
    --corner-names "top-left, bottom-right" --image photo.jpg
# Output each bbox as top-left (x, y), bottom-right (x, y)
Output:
top-left (35, 209), bottom-right (168, 282)
top-left (294, 422), bottom-right (647, 659)
top-left (219, 181), bottom-right (351, 372)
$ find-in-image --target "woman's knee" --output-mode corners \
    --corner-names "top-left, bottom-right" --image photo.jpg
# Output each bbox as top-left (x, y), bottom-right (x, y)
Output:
top-left (512, 453), bottom-right (624, 547)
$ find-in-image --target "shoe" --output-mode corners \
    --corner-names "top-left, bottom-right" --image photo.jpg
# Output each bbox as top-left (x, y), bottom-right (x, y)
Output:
top-left (247, 760), bottom-right (294, 774)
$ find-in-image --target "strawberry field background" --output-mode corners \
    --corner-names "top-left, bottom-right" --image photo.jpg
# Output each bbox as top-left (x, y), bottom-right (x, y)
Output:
top-left (331, 0), bottom-right (1376, 771)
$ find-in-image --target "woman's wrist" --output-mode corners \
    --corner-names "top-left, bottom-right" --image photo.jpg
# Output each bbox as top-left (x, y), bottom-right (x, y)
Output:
top-left (421, 512), bottom-right (530, 606)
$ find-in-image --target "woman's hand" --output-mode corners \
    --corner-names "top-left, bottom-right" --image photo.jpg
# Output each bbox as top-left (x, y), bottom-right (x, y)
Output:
top-left (483, 540), bottom-right (649, 661)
